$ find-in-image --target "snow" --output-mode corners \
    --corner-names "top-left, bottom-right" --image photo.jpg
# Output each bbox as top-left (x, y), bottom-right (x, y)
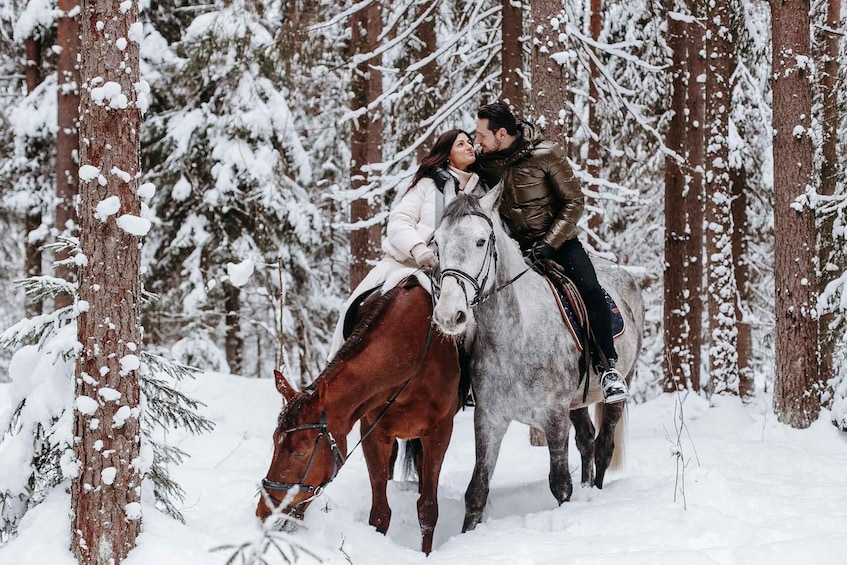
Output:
top-left (97, 387), bottom-right (121, 402)
top-left (90, 81), bottom-right (128, 110)
top-left (79, 165), bottom-right (101, 182)
top-left (75, 395), bottom-right (98, 416)
top-left (120, 355), bottom-right (140, 376)
top-left (226, 259), bottom-right (255, 288)
top-left (111, 405), bottom-right (132, 428)
top-left (101, 467), bottom-right (117, 486)
top-left (116, 214), bottom-right (152, 237)
top-left (95, 196), bottom-right (121, 221)
top-left (137, 183), bottom-right (155, 200)
top-left (2, 373), bottom-right (846, 564)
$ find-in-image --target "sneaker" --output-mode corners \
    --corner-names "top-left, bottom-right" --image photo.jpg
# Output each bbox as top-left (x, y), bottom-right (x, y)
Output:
top-left (600, 367), bottom-right (630, 404)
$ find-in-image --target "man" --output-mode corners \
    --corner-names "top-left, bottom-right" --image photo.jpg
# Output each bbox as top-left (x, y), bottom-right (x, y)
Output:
top-left (474, 101), bottom-right (629, 403)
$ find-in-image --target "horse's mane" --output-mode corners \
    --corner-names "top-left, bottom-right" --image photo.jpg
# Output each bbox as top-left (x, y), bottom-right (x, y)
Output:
top-left (441, 193), bottom-right (484, 225)
top-left (326, 284), bottom-right (407, 371)
top-left (279, 380), bottom-right (318, 426)
top-left (278, 284), bottom-right (409, 427)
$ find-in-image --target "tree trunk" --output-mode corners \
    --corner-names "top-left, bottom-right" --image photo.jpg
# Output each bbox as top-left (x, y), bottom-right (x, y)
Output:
top-left (530, 0), bottom-right (568, 145)
top-left (704, 0), bottom-right (739, 396)
top-left (501, 0), bottom-right (524, 113)
top-left (730, 167), bottom-right (754, 399)
top-left (817, 0), bottom-right (841, 387)
top-left (71, 0), bottom-right (144, 561)
top-left (771, 0), bottom-right (820, 428)
top-left (683, 2), bottom-right (704, 392)
top-left (225, 285), bottom-right (243, 374)
top-left (55, 0), bottom-right (81, 310)
top-left (586, 0), bottom-right (603, 232)
top-left (527, 0), bottom-right (571, 445)
top-left (414, 0), bottom-right (439, 159)
top-left (663, 0), bottom-right (690, 392)
top-left (24, 36), bottom-right (44, 318)
top-left (348, 1), bottom-right (383, 290)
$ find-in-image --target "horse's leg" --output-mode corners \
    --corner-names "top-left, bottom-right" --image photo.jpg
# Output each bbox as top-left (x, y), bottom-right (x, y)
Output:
top-left (417, 417), bottom-right (454, 555)
top-left (594, 401), bottom-right (624, 488)
top-left (544, 406), bottom-right (574, 505)
top-left (387, 439), bottom-right (399, 480)
top-left (569, 407), bottom-right (596, 487)
top-left (361, 428), bottom-right (394, 535)
top-left (463, 410), bottom-right (509, 532)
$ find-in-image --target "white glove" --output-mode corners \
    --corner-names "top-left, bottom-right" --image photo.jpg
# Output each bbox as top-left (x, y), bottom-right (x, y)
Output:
top-left (412, 243), bottom-right (439, 271)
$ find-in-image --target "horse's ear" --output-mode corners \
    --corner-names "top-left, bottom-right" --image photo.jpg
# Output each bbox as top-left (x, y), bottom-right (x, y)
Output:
top-left (273, 369), bottom-right (298, 402)
top-left (480, 183), bottom-right (502, 214)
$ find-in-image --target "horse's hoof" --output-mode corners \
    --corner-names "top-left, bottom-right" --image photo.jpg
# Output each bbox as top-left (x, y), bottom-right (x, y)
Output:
top-left (461, 514), bottom-right (482, 532)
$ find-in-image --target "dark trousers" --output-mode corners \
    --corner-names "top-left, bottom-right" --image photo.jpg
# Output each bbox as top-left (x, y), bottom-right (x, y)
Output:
top-left (549, 238), bottom-right (617, 363)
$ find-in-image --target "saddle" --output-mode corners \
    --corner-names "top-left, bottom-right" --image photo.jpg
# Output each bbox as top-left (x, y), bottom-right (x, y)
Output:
top-left (342, 276), bottom-right (422, 339)
top-left (541, 260), bottom-right (625, 398)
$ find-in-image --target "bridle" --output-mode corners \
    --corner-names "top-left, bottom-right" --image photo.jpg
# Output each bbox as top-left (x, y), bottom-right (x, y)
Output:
top-left (260, 410), bottom-right (345, 509)
top-left (435, 211), bottom-right (534, 308)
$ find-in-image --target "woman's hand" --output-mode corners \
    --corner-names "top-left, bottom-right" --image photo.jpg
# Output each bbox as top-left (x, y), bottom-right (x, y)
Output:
top-left (412, 243), bottom-right (439, 271)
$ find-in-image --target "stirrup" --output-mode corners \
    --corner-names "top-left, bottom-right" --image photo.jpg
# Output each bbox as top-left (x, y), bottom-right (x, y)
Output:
top-left (600, 367), bottom-right (630, 404)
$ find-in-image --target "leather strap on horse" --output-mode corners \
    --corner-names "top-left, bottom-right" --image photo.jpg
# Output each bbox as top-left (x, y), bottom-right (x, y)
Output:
top-left (543, 259), bottom-right (593, 403)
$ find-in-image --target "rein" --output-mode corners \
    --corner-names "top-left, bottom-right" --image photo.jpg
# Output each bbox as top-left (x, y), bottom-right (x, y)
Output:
top-left (434, 211), bottom-right (535, 307)
top-left (261, 293), bottom-right (437, 509)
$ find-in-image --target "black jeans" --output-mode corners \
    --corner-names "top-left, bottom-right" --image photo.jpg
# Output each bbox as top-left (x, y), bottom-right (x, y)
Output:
top-left (549, 238), bottom-right (616, 363)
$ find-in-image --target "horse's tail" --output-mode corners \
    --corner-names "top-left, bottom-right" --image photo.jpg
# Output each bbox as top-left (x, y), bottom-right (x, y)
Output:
top-left (593, 402), bottom-right (628, 472)
top-left (401, 438), bottom-right (423, 482)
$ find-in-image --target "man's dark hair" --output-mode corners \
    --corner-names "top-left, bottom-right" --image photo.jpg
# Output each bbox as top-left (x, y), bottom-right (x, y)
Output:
top-left (478, 101), bottom-right (518, 136)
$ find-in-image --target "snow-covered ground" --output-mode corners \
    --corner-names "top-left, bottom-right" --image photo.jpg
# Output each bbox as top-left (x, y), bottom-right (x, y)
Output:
top-left (2, 371), bottom-right (847, 564)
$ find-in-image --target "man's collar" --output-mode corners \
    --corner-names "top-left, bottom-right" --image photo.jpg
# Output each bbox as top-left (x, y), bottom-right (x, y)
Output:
top-left (494, 133), bottom-right (521, 159)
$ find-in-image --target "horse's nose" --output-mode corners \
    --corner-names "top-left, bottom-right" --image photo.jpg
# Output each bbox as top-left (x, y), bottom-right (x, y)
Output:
top-left (454, 310), bottom-right (467, 325)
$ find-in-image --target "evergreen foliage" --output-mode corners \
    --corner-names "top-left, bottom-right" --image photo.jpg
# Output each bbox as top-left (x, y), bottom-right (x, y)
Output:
top-left (0, 245), bottom-right (212, 539)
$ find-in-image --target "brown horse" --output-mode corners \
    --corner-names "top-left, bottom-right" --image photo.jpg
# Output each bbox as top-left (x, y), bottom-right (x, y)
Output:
top-left (256, 279), bottom-right (460, 554)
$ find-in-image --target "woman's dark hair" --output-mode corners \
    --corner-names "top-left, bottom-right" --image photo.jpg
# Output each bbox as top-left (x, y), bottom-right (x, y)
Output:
top-left (411, 129), bottom-right (471, 187)
top-left (477, 101), bottom-right (518, 136)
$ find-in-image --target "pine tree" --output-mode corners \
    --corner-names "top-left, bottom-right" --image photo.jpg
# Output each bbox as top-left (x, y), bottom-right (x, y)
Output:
top-left (704, 0), bottom-right (740, 396)
top-left (771, 0), bottom-right (821, 428)
top-left (140, 0), bottom-right (335, 382)
top-left (663, 0), bottom-right (693, 392)
top-left (54, 0), bottom-right (79, 311)
top-left (348, 1), bottom-right (384, 289)
top-left (70, 0), bottom-right (146, 559)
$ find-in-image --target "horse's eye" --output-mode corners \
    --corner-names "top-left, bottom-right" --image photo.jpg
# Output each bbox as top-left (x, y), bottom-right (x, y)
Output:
top-left (292, 451), bottom-right (308, 460)
top-left (476, 239), bottom-right (486, 248)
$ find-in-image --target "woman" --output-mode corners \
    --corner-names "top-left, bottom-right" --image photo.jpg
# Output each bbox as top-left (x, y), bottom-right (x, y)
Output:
top-left (328, 129), bottom-right (486, 360)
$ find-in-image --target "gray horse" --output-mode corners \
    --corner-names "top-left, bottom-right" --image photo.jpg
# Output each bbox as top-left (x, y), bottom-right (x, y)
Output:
top-left (432, 188), bottom-right (644, 532)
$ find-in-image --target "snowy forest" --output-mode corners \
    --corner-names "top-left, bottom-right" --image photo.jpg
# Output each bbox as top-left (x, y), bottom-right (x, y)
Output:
top-left (0, 0), bottom-right (846, 563)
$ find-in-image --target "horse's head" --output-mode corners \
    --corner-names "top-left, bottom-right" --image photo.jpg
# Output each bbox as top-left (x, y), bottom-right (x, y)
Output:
top-left (432, 189), bottom-right (502, 337)
top-left (256, 370), bottom-right (345, 529)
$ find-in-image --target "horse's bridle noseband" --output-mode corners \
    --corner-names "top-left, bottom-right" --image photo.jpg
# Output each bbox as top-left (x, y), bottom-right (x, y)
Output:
top-left (436, 211), bottom-right (498, 307)
top-left (435, 211), bottom-right (535, 308)
top-left (261, 411), bottom-right (346, 508)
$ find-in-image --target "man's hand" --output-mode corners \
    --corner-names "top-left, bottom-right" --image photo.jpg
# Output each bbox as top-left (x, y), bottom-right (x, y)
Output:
top-left (525, 241), bottom-right (555, 267)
